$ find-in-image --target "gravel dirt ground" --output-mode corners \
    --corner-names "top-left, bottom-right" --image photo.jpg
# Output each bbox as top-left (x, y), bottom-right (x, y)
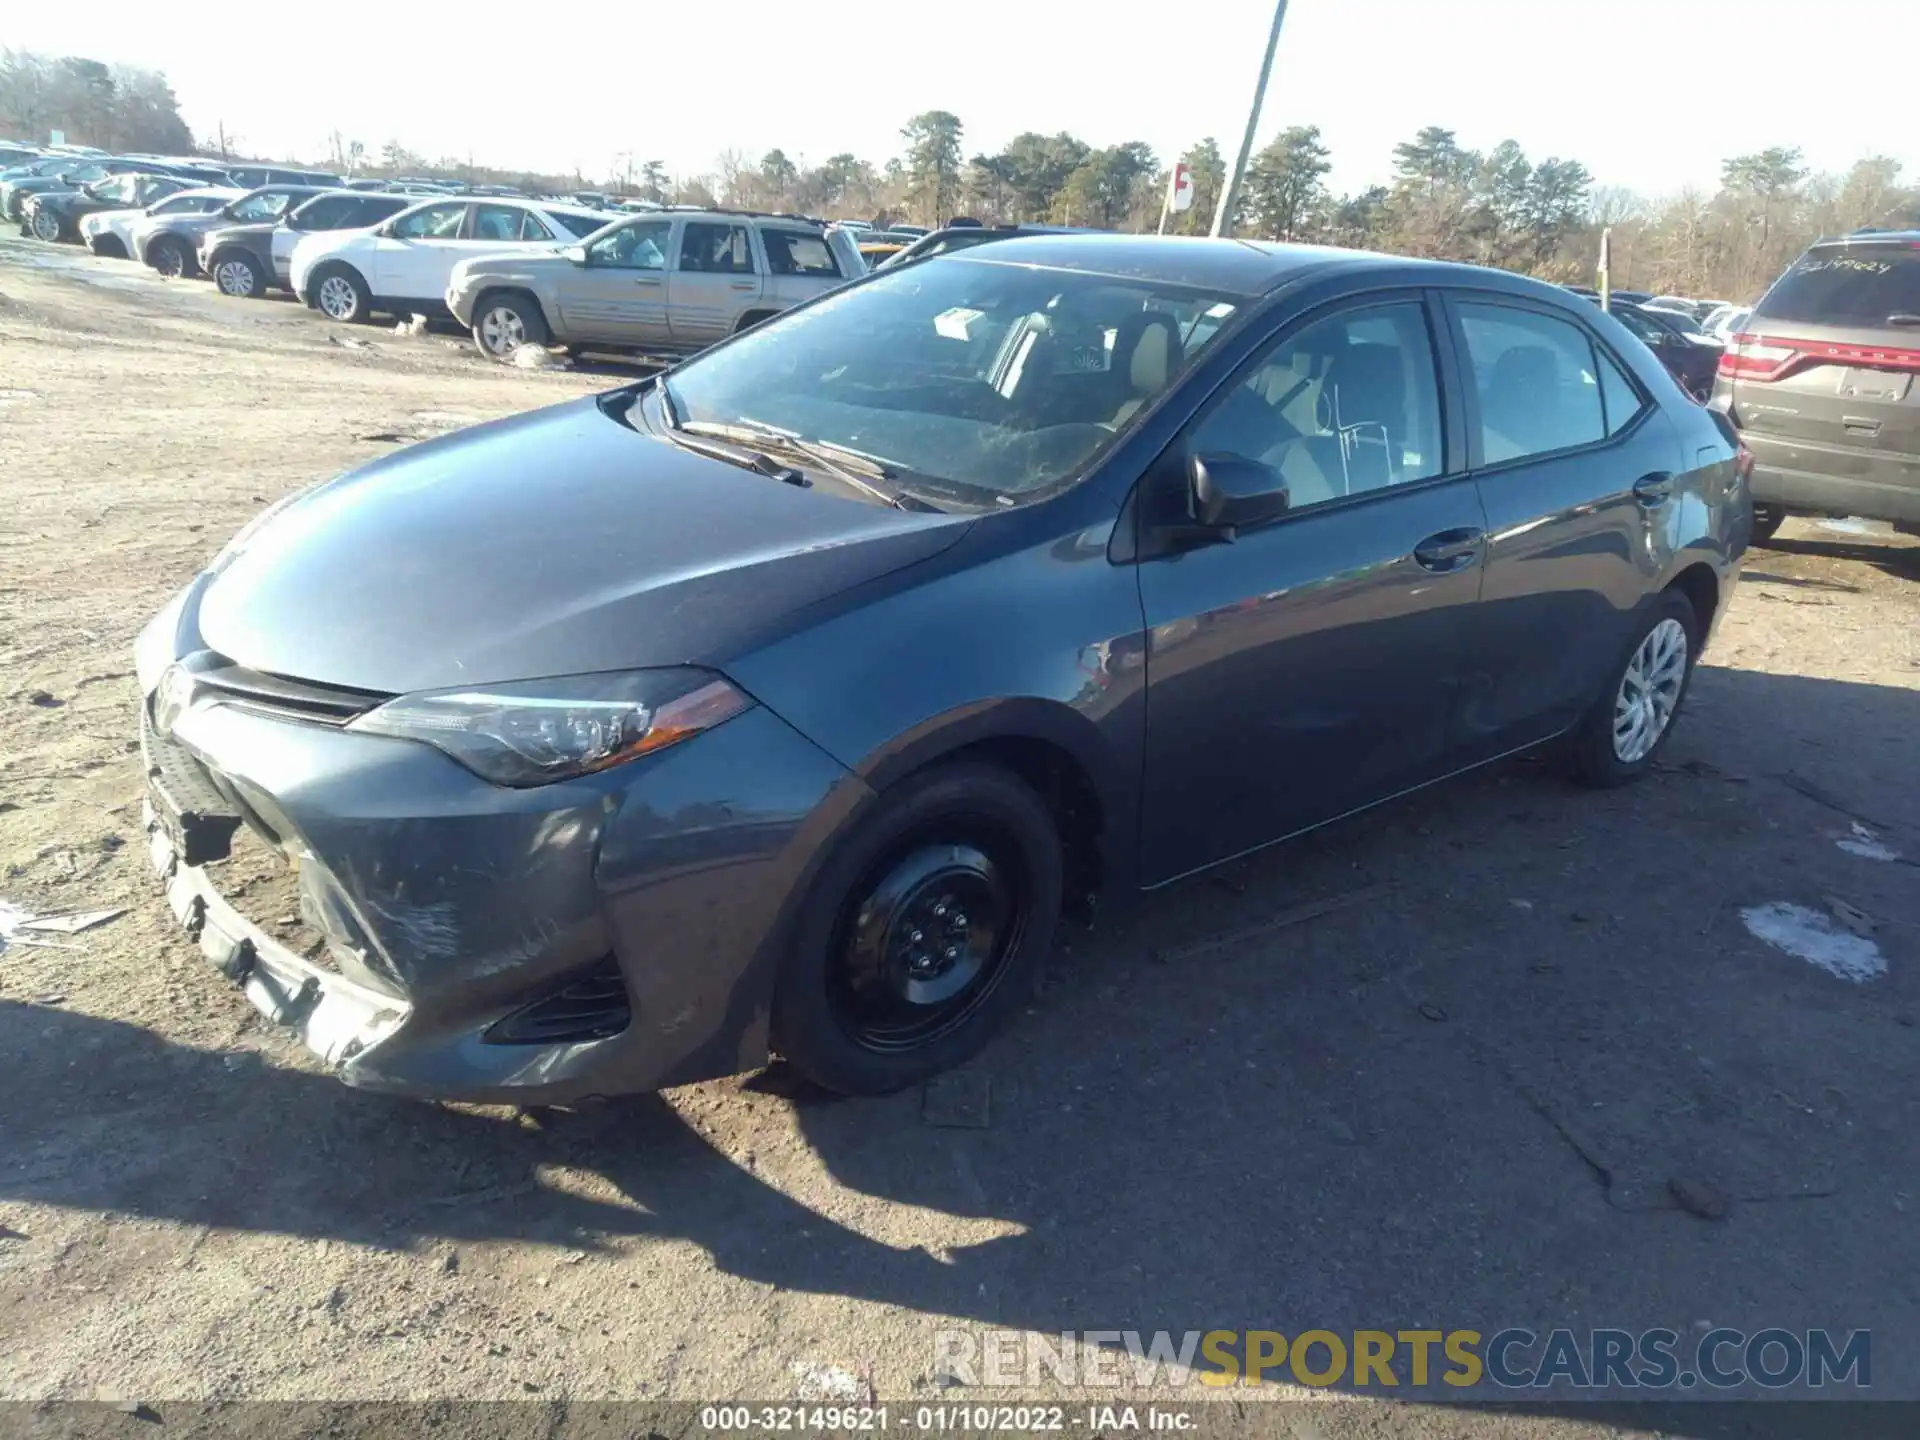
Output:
top-left (2, 240), bottom-right (1917, 1435)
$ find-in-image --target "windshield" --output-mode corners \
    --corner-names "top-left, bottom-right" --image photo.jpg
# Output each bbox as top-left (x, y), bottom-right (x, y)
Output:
top-left (1756, 244), bottom-right (1920, 327)
top-left (552, 210), bottom-right (609, 238)
top-left (661, 255), bottom-right (1241, 503)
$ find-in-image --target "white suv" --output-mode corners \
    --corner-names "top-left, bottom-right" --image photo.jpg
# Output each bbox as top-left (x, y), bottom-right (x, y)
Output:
top-left (290, 195), bottom-right (613, 322)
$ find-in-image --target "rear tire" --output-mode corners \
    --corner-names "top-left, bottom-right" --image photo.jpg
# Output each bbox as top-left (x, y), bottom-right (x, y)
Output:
top-left (1567, 591), bottom-right (1699, 788)
top-left (210, 250), bottom-right (267, 298)
top-left (1750, 503), bottom-right (1787, 544)
top-left (311, 263), bottom-right (373, 323)
top-left (147, 235), bottom-right (194, 279)
top-left (772, 763), bottom-right (1062, 1095)
top-left (732, 308), bottom-right (778, 334)
top-left (471, 291), bottom-right (548, 361)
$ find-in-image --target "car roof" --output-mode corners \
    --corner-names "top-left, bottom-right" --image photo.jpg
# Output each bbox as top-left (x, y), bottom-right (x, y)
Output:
top-left (169, 186), bottom-right (246, 200)
top-left (1822, 229), bottom-right (1920, 246)
top-left (941, 232), bottom-right (1546, 300)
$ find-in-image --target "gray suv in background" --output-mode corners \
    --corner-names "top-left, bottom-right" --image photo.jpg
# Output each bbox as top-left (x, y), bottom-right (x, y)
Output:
top-left (1712, 231), bottom-right (1920, 541)
top-left (445, 208), bottom-right (865, 361)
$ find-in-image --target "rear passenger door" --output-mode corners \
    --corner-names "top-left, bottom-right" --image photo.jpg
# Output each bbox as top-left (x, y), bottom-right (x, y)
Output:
top-left (1443, 294), bottom-right (1682, 757)
top-left (669, 221), bottom-right (761, 348)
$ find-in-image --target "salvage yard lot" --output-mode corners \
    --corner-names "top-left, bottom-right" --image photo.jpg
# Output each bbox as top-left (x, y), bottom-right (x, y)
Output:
top-left (2, 240), bottom-right (1918, 1423)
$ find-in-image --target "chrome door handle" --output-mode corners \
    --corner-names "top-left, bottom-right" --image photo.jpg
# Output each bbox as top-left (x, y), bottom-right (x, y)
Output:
top-left (1412, 527), bottom-right (1485, 572)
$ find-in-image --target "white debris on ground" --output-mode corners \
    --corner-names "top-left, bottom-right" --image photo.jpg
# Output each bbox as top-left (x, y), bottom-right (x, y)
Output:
top-left (510, 343), bottom-right (568, 371)
top-left (393, 314), bottom-right (431, 336)
top-left (0, 898), bottom-right (127, 953)
top-left (789, 1360), bottom-right (864, 1401)
top-left (1741, 901), bottom-right (1888, 983)
top-left (1836, 822), bottom-right (1901, 862)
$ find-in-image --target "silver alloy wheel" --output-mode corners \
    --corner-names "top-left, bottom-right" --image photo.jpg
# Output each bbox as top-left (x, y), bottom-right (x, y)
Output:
top-left (29, 208), bottom-right (59, 242)
top-left (478, 304), bottom-right (525, 357)
top-left (1612, 617), bottom-right (1688, 763)
top-left (316, 274), bottom-right (358, 320)
top-left (214, 259), bottom-right (256, 296)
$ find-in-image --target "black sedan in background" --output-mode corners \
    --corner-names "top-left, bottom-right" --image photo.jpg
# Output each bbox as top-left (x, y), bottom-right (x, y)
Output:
top-left (136, 236), bottom-right (1747, 1103)
top-left (22, 170), bottom-right (191, 243)
top-left (1585, 298), bottom-right (1723, 400)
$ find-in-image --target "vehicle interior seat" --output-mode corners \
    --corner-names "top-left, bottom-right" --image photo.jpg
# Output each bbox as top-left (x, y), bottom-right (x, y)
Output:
top-left (1108, 313), bottom-right (1183, 427)
top-left (1482, 343), bottom-right (1561, 462)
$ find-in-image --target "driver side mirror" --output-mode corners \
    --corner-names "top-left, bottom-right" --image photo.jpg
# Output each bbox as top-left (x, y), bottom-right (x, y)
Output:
top-left (563, 243), bottom-right (589, 265)
top-left (1190, 452), bottom-right (1290, 534)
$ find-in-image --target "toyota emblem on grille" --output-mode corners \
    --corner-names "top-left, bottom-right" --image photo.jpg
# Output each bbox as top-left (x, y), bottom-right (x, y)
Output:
top-left (152, 664), bottom-right (197, 738)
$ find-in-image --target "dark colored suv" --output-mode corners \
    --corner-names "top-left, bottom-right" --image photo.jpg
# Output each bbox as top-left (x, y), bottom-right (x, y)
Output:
top-left (1712, 232), bottom-right (1920, 540)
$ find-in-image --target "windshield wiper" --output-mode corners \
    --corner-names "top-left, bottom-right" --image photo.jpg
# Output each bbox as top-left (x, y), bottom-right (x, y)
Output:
top-left (683, 420), bottom-right (939, 512)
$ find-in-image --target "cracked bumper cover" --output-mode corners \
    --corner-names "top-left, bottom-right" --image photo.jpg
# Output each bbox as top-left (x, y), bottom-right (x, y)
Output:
top-left (141, 691), bottom-right (866, 1104)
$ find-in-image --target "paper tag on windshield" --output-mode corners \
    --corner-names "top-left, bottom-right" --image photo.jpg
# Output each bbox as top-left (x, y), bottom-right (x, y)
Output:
top-left (934, 307), bottom-right (986, 341)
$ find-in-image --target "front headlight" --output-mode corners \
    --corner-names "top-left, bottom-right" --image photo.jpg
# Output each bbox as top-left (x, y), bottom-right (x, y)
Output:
top-left (347, 670), bottom-right (752, 787)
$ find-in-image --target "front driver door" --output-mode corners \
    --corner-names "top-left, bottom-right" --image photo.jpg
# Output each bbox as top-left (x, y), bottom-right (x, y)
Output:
top-left (560, 219), bottom-right (674, 344)
top-left (1136, 293), bottom-right (1489, 884)
top-left (368, 201), bottom-right (470, 300)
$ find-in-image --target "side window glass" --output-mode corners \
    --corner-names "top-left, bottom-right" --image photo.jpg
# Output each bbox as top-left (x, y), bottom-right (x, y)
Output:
top-left (679, 222), bottom-right (754, 274)
top-left (588, 221), bottom-right (670, 270)
top-left (1597, 348), bottom-right (1646, 436)
top-left (763, 230), bottom-right (841, 277)
top-left (299, 198), bottom-right (345, 228)
top-left (518, 210), bottom-right (554, 242)
top-left (392, 203), bottom-right (467, 239)
top-left (1188, 301), bottom-right (1444, 512)
top-left (472, 205), bottom-right (524, 242)
top-left (1458, 303), bottom-right (1605, 465)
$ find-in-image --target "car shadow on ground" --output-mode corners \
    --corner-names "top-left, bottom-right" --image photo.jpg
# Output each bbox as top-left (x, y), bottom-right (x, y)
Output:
top-left (1754, 534), bottom-right (1920, 585)
top-left (4, 666), bottom-right (1916, 1413)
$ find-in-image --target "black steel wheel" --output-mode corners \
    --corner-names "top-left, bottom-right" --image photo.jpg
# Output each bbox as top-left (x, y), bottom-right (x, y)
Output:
top-left (774, 762), bottom-right (1062, 1094)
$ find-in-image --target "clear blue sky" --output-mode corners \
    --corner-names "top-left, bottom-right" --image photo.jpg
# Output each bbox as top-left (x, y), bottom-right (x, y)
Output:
top-left (8, 0), bottom-right (1914, 195)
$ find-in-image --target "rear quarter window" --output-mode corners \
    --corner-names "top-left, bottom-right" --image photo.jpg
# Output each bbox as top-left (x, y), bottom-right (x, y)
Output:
top-left (763, 230), bottom-right (841, 277)
top-left (1756, 246), bottom-right (1920, 326)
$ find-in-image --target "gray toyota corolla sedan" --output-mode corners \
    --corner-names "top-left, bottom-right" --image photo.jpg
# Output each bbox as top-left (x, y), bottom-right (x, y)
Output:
top-left (137, 234), bottom-right (1749, 1103)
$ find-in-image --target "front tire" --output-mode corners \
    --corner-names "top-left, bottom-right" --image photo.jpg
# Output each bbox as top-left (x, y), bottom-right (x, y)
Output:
top-left (1567, 591), bottom-right (1698, 788)
top-left (773, 763), bottom-right (1062, 1095)
top-left (147, 235), bottom-right (194, 279)
top-left (210, 250), bottom-right (267, 298)
top-left (29, 208), bottom-right (62, 243)
top-left (472, 291), bottom-right (548, 360)
top-left (312, 264), bottom-right (373, 323)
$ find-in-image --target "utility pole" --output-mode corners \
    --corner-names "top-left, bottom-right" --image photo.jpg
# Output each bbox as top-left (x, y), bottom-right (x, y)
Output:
top-left (1211, 0), bottom-right (1290, 238)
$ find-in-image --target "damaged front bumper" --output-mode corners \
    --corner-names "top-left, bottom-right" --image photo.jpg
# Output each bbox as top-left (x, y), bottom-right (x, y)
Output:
top-left (137, 618), bottom-right (865, 1104)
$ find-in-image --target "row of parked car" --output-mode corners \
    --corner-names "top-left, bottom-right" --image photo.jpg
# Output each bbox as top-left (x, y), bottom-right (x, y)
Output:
top-left (5, 145), bottom-right (879, 360)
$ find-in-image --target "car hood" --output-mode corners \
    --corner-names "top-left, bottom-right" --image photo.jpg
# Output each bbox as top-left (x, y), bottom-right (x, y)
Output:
top-left (149, 212), bottom-right (232, 238)
top-left (204, 221), bottom-right (275, 244)
top-left (194, 394), bottom-right (973, 694)
top-left (451, 250), bottom-right (574, 283)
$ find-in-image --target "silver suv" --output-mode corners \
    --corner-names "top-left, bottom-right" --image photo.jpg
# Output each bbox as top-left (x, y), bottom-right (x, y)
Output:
top-left (445, 208), bottom-right (864, 361)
